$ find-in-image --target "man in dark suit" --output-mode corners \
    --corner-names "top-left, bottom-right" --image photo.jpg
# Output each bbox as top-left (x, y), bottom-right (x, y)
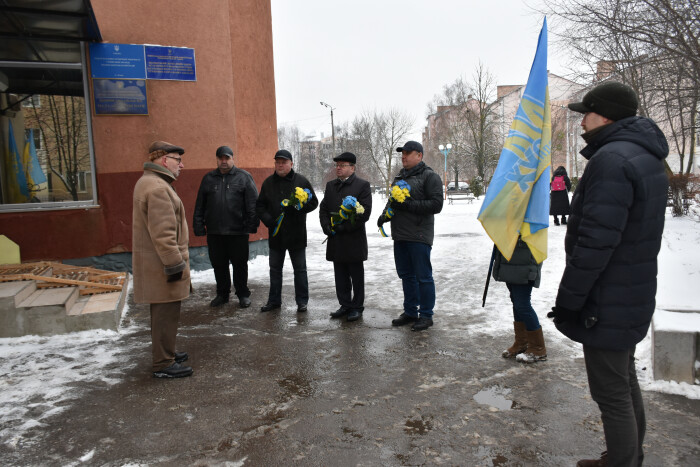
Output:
top-left (319, 152), bottom-right (372, 322)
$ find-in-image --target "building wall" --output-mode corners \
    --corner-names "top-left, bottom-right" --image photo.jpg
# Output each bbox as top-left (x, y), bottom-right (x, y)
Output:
top-left (1, 0), bottom-right (277, 262)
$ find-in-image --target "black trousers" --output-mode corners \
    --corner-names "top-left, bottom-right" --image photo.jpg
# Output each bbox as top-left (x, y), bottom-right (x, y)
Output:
top-left (207, 234), bottom-right (250, 298)
top-left (583, 345), bottom-right (645, 467)
top-left (333, 261), bottom-right (364, 310)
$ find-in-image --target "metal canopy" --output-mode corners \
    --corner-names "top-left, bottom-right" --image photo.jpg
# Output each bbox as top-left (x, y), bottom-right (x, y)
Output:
top-left (0, 0), bottom-right (101, 96)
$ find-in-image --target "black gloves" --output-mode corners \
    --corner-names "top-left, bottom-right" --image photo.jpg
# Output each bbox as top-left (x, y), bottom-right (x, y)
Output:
top-left (547, 306), bottom-right (579, 324)
top-left (377, 215), bottom-right (388, 227)
top-left (167, 271), bottom-right (183, 282)
top-left (391, 198), bottom-right (412, 211)
top-left (322, 224), bottom-right (333, 236)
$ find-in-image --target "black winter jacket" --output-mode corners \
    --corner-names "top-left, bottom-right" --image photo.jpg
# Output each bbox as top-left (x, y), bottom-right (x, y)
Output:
top-left (256, 169), bottom-right (318, 251)
top-left (492, 240), bottom-right (542, 288)
top-left (193, 167), bottom-right (259, 236)
top-left (319, 174), bottom-right (372, 262)
top-left (383, 162), bottom-right (443, 246)
top-left (555, 116), bottom-right (669, 350)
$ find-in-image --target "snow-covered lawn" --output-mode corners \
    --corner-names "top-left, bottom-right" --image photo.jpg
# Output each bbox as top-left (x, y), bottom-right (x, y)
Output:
top-left (1, 193), bottom-right (698, 447)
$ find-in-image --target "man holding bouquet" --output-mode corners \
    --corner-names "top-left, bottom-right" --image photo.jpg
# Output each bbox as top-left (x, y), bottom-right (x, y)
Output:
top-left (377, 141), bottom-right (443, 331)
top-left (256, 150), bottom-right (318, 312)
top-left (320, 152), bottom-right (372, 322)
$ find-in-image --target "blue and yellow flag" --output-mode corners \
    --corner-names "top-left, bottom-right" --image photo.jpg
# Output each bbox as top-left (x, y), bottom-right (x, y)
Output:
top-left (478, 18), bottom-right (551, 263)
top-left (23, 128), bottom-right (47, 195)
top-left (5, 121), bottom-right (30, 203)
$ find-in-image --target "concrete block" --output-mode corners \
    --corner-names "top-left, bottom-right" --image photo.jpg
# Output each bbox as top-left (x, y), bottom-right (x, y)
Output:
top-left (66, 292), bottom-right (122, 332)
top-left (0, 281), bottom-right (37, 337)
top-left (13, 287), bottom-right (78, 336)
top-left (652, 329), bottom-right (696, 384)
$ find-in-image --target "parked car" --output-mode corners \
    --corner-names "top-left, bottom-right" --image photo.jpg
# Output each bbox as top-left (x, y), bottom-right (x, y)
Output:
top-left (447, 181), bottom-right (470, 192)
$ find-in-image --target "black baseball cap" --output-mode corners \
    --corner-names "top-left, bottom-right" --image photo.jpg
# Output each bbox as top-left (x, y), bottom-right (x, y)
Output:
top-left (568, 81), bottom-right (638, 121)
top-left (396, 141), bottom-right (424, 154)
top-left (274, 149), bottom-right (293, 161)
top-left (216, 146), bottom-right (233, 158)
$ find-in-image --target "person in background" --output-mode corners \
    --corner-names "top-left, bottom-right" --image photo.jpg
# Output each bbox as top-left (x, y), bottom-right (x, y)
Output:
top-left (320, 152), bottom-right (372, 322)
top-left (193, 145), bottom-right (259, 309)
top-left (550, 165), bottom-right (571, 225)
top-left (132, 140), bottom-right (192, 379)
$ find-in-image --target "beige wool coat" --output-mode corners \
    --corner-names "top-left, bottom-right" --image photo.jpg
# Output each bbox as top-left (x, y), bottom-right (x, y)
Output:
top-left (132, 163), bottom-right (191, 304)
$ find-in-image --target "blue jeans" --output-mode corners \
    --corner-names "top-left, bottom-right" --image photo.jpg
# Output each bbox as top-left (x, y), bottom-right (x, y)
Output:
top-left (393, 241), bottom-right (435, 318)
top-left (268, 247), bottom-right (308, 306)
top-left (506, 283), bottom-right (540, 331)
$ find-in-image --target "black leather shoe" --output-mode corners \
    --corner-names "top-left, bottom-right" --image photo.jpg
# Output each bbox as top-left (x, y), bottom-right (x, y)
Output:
top-left (260, 302), bottom-right (281, 312)
top-left (411, 317), bottom-right (433, 331)
top-left (346, 309), bottom-right (362, 322)
top-left (152, 362), bottom-right (193, 379)
top-left (239, 296), bottom-right (251, 308)
top-left (210, 295), bottom-right (229, 307)
top-left (330, 306), bottom-right (350, 318)
top-left (174, 351), bottom-right (188, 363)
top-left (297, 304), bottom-right (308, 313)
top-left (392, 313), bottom-right (418, 326)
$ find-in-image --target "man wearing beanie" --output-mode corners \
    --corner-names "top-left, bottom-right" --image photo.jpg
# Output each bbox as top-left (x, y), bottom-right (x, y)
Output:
top-left (193, 145), bottom-right (260, 309)
top-left (319, 152), bottom-right (372, 322)
top-left (548, 82), bottom-right (669, 467)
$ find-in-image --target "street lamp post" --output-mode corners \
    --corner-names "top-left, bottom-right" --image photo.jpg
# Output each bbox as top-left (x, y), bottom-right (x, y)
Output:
top-left (438, 143), bottom-right (452, 200)
top-left (320, 101), bottom-right (336, 153)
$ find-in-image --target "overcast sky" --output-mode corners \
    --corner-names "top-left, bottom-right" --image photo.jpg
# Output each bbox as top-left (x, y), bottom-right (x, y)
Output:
top-left (270, 0), bottom-right (569, 142)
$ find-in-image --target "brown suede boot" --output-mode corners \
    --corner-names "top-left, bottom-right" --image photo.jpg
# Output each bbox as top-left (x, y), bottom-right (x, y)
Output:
top-left (502, 321), bottom-right (528, 358)
top-left (576, 451), bottom-right (607, 466)
top-left (516, 327), bottom-right (547, 363)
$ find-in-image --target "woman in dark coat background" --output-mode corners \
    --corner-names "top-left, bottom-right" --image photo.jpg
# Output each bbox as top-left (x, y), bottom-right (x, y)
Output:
top-left (550, 165), bottom-right (571, 225)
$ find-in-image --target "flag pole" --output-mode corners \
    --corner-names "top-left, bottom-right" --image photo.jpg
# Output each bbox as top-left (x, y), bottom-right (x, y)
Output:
top-left (482, 245), bottom-right (497, 307)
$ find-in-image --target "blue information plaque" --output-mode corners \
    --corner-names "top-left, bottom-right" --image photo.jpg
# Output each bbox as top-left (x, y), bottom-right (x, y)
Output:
top-left (89, 43), bottom-right (146, 79)
top-left (145, 46), bottom-right (196, 81)
top-left (93, 79), bottom-right (148, 115)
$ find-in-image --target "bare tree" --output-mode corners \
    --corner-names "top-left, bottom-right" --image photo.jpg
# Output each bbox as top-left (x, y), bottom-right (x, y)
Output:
top-left (544, 0), bottom-right (699, 176)
top-left (27, 95), bottom-right (90, 201)
top-left (426, 63), bottom-right (501, 186)
top-left (351, 108), bottom-right (414, 193)
top-left (277, 124), bottom-right (302, 169)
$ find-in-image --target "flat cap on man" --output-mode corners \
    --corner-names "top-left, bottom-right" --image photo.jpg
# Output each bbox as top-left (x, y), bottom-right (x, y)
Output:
top-left (396, 141), bottom-right (424, 154)
top-left (149, 140), bottom-right (185, 155)
top-left (216, 146), bottom-right (233, 158)
top-left (333, 152), bottom-right (356, 164)
top-left (568, 81), bottom-right (639, 121)
top-left (274, 149), bottom-right (293, 161)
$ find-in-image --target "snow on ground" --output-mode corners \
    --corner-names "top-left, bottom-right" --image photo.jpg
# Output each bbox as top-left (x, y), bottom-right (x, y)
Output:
top-left (1, 193), bottom-right (699, 447)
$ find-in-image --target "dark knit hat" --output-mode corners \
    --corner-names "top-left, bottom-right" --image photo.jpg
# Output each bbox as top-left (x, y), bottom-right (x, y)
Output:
top-left (274, 149), bottom-right (293, 161)
top-left (149, 140), bottom-right (184, 155)
top-left (396, 140), bottom-right (424, 154)
top-left (568, 81), bottom-right (638, 121)
top-left (333, 152), bottom-right (356, 164)
top-left (216, 145), bottom-right (233, 158)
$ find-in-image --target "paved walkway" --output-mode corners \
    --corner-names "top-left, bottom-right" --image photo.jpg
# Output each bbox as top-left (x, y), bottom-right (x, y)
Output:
top-left (3, 279), bottom-right (699, 466)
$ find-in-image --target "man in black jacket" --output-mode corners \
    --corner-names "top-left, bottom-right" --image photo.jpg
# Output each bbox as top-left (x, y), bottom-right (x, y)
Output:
top-left (256, 150), bottom-right (318, 313)
top-left (377, 141), bottom-right (443, 331)
top-left (549, 82), bottom-right (668, 467)
top-left (320, 152), bottom-right (372, 322)
top-left (193, 146), bottom-right (259, 308)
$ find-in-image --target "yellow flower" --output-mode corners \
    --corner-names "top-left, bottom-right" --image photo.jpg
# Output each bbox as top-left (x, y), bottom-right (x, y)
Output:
top-left (295, 187), bottom-right (308, 203)
top-left (356, 203), bottom-right (365, 215)
top-left (391, 185), bottom-right (406, 202)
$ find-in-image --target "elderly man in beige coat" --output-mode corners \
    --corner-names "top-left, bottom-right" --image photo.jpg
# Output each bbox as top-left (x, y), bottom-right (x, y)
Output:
top-left (132, 140), bottom-right (193, 378)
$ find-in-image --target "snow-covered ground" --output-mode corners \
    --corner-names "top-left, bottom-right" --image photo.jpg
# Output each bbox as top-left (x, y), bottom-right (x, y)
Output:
top-left (1, 193), bottom-right (698, 447)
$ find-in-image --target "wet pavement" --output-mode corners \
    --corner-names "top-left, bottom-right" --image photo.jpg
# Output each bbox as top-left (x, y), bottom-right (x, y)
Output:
top-left (3, 279), bottom-right (700, 466)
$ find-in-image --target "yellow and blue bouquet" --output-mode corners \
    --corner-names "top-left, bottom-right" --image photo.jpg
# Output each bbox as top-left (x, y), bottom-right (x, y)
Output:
top-left (328, 195), bottom-right (365, 236)
top-left (379, 180), bottom-right (411, 237)
top-left (272, 187), bottom-right (313, 237)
